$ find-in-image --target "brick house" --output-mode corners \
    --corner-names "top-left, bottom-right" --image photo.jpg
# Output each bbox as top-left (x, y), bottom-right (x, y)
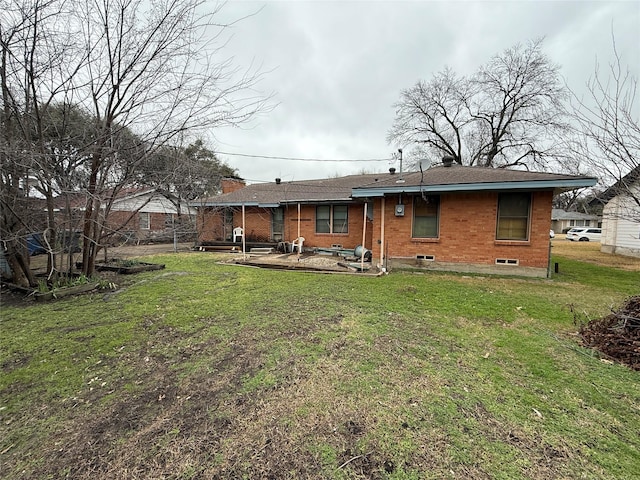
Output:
top-left (52, 188), bottom-right (197, 245)
top-left (106, 189), bottom-right (196, 243)
top-left (197, 162), bottom-right (596, 277)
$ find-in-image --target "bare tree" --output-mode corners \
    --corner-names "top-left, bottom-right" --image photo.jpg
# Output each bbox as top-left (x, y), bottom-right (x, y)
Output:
top-left (387, 68), bottom-right (471, 165)
top-left (1, 0), bottom-right (82, 286)
top-left (568, 38), bottom-right (639, 224)
top-left (1, 0), bottom-right (271, 284)
top-left (388, 39), bottom-right (568, 169)
top-left (72, 0), bottom-right (271, 276)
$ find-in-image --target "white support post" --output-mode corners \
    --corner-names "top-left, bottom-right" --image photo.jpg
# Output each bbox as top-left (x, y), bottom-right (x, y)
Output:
top-left (380, 197), bottom-right (386, 270)
top-left (242, 203), bottom-right (246, 260)
top-left (361, 202), bottom-right (367, 272)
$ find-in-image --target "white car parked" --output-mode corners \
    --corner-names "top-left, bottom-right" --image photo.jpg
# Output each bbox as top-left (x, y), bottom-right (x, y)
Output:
top-left (566, 227), bottom-right (602, 242)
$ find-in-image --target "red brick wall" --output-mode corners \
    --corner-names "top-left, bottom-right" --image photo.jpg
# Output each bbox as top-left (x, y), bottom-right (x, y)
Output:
top-left (197, 206), bottom-right (273, 242)
top-left (370, 190), bottom-right (553, 270)
top-left (106, 211), bottom-right (174, 243)
top-left (107, 210), bottom-right (137, 233)
top-left (198, 208), bottom-right (226, 242)
top-left (243, 209), bottom-right (272, 242)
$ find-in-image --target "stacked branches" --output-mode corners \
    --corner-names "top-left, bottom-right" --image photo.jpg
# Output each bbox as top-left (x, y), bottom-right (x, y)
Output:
top-left (580, 296), bottom-right (640, 371)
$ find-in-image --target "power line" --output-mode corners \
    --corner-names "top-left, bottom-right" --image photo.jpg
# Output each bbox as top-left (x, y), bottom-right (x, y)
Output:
top-left (216, 151), bottom-right (394, 162)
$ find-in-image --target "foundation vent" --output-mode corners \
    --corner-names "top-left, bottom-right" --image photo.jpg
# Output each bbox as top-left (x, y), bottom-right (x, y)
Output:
top-left (416, 254), bottom-right (435, 261)
top-left (331, 244), bottom-right (343, 249)
top-left (495, 258), bottom-right (519, 265)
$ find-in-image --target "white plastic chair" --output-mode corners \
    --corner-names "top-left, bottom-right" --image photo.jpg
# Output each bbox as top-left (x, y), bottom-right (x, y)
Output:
top-left (232, 227), bottom-right (244, 242)
top-left (291, 236), bottom-right (305, 253)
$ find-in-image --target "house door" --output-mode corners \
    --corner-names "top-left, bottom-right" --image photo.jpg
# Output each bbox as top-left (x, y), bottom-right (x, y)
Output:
top-left (272, 208), bottom-right (284, 242)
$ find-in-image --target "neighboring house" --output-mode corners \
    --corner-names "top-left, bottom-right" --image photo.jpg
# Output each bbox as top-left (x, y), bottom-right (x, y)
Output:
top-left (598, 167), bottom-right (640, 258)
top-left (551, 209), bottom-right (601, 233)
top-left (107, 189), bottom-right (197, 243)
top-left (52, 188), bottom-right (197, 244)
top-left (197, 161), bottom-right (596, 277)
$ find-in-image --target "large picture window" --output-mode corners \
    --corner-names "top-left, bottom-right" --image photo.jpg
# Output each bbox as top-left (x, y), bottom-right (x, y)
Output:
top-left (496, 193), bottom-right (531, 240)
top-left (316, 205), bottom-right (348, 234)
top-left (412, 195), bottom-right (439, 238)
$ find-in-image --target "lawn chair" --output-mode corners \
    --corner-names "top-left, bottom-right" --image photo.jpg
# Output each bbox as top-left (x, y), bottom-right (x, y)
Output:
top-left (232, 227), bottom-right (244, 243)
top-left (291, 236), bottom-right (305, 253)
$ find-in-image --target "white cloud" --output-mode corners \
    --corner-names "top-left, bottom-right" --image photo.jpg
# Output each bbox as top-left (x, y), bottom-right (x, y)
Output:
top-left (210, 1), bottom-right (640, 182)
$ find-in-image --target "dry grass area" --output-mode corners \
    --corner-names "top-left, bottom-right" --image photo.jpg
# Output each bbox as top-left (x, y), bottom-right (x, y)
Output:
top-left (552, 236), bottom-right (640, 271)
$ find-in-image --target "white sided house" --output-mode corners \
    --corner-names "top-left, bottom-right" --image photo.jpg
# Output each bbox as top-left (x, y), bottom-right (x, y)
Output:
top-left (599, 167), bottom-right (640, 258)
top-left (601, 183), bottom-right (640, 258)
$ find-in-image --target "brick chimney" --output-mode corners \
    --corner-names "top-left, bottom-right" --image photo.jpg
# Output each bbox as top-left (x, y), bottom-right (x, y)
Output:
top-left (221, 177), bottom-right (246, 194)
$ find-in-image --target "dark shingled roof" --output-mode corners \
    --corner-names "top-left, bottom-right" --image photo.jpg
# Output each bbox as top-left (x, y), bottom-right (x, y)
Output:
top-left (551, 209), bottom-right (600, 221)
top-left (197, 165), bottom-right (597, 207)
top-left (197, 173), bottom-right (382, 206)
top-left (358, 164), bottom-right (594, 188)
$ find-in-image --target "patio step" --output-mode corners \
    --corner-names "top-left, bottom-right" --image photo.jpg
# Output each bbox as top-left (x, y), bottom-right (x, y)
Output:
top-left (250, 247), bottom-right (274, 254)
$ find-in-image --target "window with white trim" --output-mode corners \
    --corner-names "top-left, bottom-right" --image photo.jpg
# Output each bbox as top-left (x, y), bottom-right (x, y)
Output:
top-left (139, 212), bottom-right (150, 230)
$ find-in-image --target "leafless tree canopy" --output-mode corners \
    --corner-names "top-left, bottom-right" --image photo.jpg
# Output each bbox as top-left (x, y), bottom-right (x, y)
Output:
top-left (1, 0), bottom-right (272, 285)
top-left (388, 39), bottom-right (568, 169)
top-left (567, 38), bottom-right (639, 223)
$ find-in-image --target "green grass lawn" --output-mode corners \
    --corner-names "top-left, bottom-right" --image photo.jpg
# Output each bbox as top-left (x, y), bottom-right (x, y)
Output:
top-left (1, 253), bottom-right (638, 479)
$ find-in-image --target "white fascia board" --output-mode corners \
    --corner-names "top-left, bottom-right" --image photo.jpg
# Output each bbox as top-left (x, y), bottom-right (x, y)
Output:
top-left (197, 202), bottom-right (280, 208)
top-left (351, 179), bottom-right (598, 198)
top-left (280, 198), bottom-right (354, 205)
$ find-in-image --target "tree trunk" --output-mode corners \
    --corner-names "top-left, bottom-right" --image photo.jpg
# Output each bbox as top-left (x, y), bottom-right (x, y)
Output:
top-left (4, 240), bottom-right (35, 288)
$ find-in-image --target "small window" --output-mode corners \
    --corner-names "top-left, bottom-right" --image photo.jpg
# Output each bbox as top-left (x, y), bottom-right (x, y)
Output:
top-left (496, 193), bottom-right (530, 241)
top-left (139, 212), bottom-right (150, 230)
top-left (316, 205), bottom-right (348, 234)
top-left (413, 195), bottom-right (439, 238)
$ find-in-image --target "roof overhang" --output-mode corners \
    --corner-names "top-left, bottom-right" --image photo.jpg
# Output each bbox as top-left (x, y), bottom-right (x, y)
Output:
top-left (197, 198), bottom-right (358, 207)
top-left (280, 198), bottom-right (356, 205)
top-left (196, 202), bottom-right (280, 208)
top-left (351, 178), bottom-right (598, 198)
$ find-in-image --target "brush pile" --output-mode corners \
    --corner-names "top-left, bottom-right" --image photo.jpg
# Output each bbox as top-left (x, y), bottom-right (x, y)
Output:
top-left (579, 296), bottom-right (640, 371)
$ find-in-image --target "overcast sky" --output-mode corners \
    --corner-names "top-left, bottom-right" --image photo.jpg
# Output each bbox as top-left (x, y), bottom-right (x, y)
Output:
top-left (211, 1), bottom-right (639, 183)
